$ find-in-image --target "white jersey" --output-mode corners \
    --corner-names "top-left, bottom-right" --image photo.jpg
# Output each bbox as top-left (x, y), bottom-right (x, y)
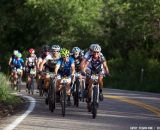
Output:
top-left (84, 51), bottom-right (105, 74)
top-left (44, 54), bottom-right (53, 63)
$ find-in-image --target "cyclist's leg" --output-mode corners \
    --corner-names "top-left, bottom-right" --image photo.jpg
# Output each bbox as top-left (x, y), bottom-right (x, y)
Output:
top-left (98, 74), bottom-right (104, 101)
top-left (44, 73), bottom-right (50, 104)
top-left (56, 79), bottom-right (61, 102)
top-left (27, 74), bottom-right (31, 88)
top-left (44, 73), bottom-right (50, 91)
top-left (66, 77), bottom-right (71, 105)
top-left (88, 78), bottom-right (93, 102)
top-left (13, 71), bottom-right (18, 85)
top-left (66, 78), bottom-right (71, 96)
top-left (79, 75), bottom-right (83, 98)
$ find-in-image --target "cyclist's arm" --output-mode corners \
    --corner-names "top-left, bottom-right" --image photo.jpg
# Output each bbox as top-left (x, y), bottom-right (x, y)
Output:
top-left (82, 60), bottom-right (89, 73)
top-left (8, 57), bottom-right (12, 66)
top-left (25, 58), bottom-right (28, 67)
top-left (71, 63), bottom-right (75, 76)
top-left (80, 58), bottom-right (87, 71)
top-left (102, 61), bottom-right (109, 74)
top-left (37, 58), bottom-right (42, 70)
top-left (39, 59), bottom-right (46, 71)
top-left (21, 59), bottom-right (25, 67)
top-left (54, 64), bottom-right (60, 75)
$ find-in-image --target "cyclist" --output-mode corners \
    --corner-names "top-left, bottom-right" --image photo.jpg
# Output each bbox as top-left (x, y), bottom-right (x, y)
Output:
top-left (37, 46), bottom-right (46, 71)
top-left (70, 47), bottom-right (83, 96)
top-left (82, 44), bottom-right (109, 102)
top-left (80, 44), bottom-right (105, 69)
top-left (11, 52), bottom-right (24, 87)
top-left (54, 48), bottom-right (75, 106)
top-left (25, 48), bottom-right (37, 91)
top-left (39, 45), bottom-right (54, 104)
top-left (8, 50), bottom-right (19, 71)
top-left (49, 45), bottom-right (61, 70)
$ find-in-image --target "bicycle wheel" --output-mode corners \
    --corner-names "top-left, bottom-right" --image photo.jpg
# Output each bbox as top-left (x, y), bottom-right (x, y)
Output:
top-left (17, 77), bottom-right (21, 92)
top-left (75, 79), bottom-right (80, 107)
top-left (92, 86), bottom-right (98, 119)
top-left (31, 78), bottom-right (35, 95)
top-left (60, 85), bottom-right (66, 117)
top-left (49, 80), bottom-right (56, 112)
top-left (39, 79), bottom-right (44, 96)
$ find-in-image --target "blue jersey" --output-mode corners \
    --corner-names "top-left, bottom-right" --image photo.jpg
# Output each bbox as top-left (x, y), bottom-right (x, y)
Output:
top-left (12, 58), bottom-right (24, 69)
top-left (57, 57), bottom-right (74, 76)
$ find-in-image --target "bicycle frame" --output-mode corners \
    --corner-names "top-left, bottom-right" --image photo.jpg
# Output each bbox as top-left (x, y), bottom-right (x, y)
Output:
top-left (91, 74), bottom-right (99, 103)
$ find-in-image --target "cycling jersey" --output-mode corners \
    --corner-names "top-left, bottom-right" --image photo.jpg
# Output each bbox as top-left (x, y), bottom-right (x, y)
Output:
top-left (43, 54), bottom-right (54, 72)
top-left (47, 56), bottom-right (60, 71)
top-left (10, 55), bottom-right (16, 65)
top-left (87, 55), bottom-right (106, 74)
top-left (26, 54), bottom-right (37, 68)
top-left (12, 58), bottom-right (24, 69)
top-left (84, 51), bottom-right (104, 60)
top-left (57, 57), bottom-right (74, 77)
top-left (44, 54), bottom-right (53, 62)
top-left (71, 55), bottom-right (82, 72)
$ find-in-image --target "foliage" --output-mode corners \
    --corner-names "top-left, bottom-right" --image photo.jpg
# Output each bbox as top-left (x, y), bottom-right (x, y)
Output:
top-left (0, 73), bottom-right (20, 105)
top-left (0, 0), bottom-right (160, 92)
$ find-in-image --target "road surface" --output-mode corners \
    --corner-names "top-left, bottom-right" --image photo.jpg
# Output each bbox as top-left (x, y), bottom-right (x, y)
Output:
top-left (0, 86), bottom-right (160, 130)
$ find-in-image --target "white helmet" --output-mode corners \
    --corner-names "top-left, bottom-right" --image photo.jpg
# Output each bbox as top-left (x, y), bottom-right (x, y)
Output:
top-left (89, 44), bottom-right (96, 51)
top-left (13, 50), bottom-right (19, 56)
top-left (51, 45), bottom-right (61, 51)
top-left (92, 44), bottom-right (101, 52)
top-left (72, 47), bottom-right (81, 53)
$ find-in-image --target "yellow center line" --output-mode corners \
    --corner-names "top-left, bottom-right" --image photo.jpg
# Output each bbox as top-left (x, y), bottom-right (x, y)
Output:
top-left (104, 95), bottom-right (160, 117)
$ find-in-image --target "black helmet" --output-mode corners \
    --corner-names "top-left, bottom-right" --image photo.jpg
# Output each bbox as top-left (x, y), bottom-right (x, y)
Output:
top-left (42, 45), bottom-right (50, 52)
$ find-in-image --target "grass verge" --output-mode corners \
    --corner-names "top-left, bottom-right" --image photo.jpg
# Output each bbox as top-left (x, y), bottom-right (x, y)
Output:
top-left (0, 72), bottom-right (24, 118)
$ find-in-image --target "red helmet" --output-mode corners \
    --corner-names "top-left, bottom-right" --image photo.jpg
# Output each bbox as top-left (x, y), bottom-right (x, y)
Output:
top-left (29, 48), bottom-right (35, 54)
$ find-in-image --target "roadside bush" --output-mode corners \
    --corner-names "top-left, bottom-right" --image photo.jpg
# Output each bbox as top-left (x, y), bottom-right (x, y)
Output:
top-left (107, 50), bottom-right (160, 93)
top-left (0, 73), bottom-right (20, 105)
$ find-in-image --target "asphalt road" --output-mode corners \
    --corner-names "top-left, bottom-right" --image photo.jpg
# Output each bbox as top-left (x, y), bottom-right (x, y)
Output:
top-left (1, 86), bottom-right (160, 130)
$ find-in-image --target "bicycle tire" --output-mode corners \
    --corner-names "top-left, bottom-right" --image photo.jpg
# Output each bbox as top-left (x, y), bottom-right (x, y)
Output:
top-left (60, 85), bottom-right (66, 117)
top-left (92, 86), bottom-right (98, 119)
top-left (49, 80), bottom-right (56, 112)
top-left (75, 79), bottom-right (80, 107)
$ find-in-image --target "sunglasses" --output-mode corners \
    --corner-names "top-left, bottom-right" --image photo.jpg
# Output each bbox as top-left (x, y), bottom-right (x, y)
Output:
top-left (74, 53), bottom-right (79, 55)
top-left (53, 51), bottom-right (59, 53)
top-left (93, 51), bottom-right (99, 54)
top-left (62, 56), bottom-right (69, 58)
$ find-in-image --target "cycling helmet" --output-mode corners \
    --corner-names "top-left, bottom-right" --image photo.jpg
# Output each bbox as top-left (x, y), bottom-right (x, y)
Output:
top-left (16, 53), bottom-right (22, 58)
top-left (72, 47), bottom-right (81, 53)
top-left (60, 48), bottom-right (70, 57)
top-left (29, 48), bottom-right (35, 54)
top-left (42, 45), bottom-right (50, 52)
top-left (80, 50), bottom-right (84, 56)
top-left (89, 44), bottom-right (96, 51)
top-left (13, 50), bottom-right (19, 56)
top-left (51, 45), bottom-right (61, 51)
top-left (93, 44), bottom-right (101, 52)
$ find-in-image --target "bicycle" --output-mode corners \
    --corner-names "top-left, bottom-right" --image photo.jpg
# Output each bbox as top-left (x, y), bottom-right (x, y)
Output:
top-left (38, 72), bottom-right (45, 97)
top-left (87, 74), bottom-right (99, 119)
top-left (81, 76), bottom-right (86, 102)
top-left (48, 73), bottom-right (56, 112)
top-left (59, 76), bottom-right (70, 117)
top-left (72, 72), bottom-right (80, 107)
top-left (27, 68), bottom-right (36, 95)
top-left (12, 68), bottom-right (23, 92)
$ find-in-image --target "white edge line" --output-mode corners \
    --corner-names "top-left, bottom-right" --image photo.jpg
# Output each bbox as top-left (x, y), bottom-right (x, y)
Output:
top-left (3, 95), bottom-right (36, 130)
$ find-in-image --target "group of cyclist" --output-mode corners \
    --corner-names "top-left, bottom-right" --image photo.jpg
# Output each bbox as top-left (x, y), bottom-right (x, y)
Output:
top-left (8, 43), bottom-right (110, 106)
